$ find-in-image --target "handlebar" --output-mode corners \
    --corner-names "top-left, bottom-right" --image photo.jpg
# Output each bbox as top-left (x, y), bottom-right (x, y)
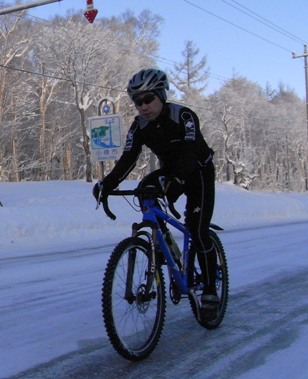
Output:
top-left (100, 188), bottom-right (181, 221)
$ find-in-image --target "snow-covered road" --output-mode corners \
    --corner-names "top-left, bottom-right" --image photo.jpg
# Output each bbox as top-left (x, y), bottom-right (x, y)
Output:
top-left (2, 222), bottom-right (308, 379)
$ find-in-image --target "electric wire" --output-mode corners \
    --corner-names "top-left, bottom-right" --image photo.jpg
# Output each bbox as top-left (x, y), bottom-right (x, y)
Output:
top-left (7, 2), bottom-right (307, 87)
top-left (0, 63), bottom-right (302, 124)
top-left (0, 5), bottom-right (305, 123)
top-left (226, 0), bottom-right (307, 45)
top-left (0, 63), bottom-right (126, 93)
top-left (183, 0), bottom-right (298, 53)
top-left (26, 3), bottom-right (303, 91)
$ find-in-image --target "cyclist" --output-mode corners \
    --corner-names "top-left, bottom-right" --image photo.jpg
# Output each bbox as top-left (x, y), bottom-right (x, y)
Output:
top-left (93, 68), bottom-right (218, 321)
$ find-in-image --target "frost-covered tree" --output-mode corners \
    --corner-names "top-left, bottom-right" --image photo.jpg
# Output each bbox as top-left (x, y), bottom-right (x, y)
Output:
top-left (0, 7), bottom-right (306, 191)
top-left (34, 10), bottom-right (162, 182)
top-left (269, 84), bottom-right (307, 190)
top-left (168, 40), bottom-right (209, 102)
top-left (208, 77), bottom-right (306, 191)
top-left (0, 11), bottom-right (36, 181)
top-left (209, 77), bottom-right (270, 188)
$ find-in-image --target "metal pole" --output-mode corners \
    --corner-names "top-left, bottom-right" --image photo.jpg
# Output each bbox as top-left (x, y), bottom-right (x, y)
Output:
top-left (292, 44), bottom-right (308, 142)
top-left (304, 46), bottom-right (308, 191)
top-left (304, 45), bottom-right (308, 144)
top-left (97, 98), bottom-right (115, 179)
top-left (0, 0), bottom-right (63, 16)
top-left (292, 44), bottom-right (308, 190)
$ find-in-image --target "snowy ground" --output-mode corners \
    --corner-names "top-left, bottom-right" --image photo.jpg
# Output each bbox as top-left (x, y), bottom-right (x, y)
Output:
top-left (0, 180), bottom-right (308, 378)
top-left (1, 180), bottom-right (308, 258)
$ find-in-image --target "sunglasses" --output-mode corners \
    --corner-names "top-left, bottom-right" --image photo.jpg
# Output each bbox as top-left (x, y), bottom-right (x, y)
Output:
top-left (133, 93), bottom-right (156, 106)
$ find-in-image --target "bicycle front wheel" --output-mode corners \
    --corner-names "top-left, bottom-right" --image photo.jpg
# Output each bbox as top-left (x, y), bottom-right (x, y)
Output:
top-left (102, 237), bottom-right (166, 360)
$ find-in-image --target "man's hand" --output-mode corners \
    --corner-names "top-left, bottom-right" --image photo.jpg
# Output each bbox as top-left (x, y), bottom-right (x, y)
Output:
top-left (92, 176), bottom-right (118, 207)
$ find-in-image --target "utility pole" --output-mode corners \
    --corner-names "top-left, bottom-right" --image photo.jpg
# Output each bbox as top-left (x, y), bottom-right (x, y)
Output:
top-left (0, 0), bottom-right (63, 16)
top-left (292, 44), bottom-right (308, 191)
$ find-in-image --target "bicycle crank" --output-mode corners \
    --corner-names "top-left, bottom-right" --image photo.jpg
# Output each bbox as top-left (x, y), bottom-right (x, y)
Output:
top-left (169, 277), bottom-right (181, 304)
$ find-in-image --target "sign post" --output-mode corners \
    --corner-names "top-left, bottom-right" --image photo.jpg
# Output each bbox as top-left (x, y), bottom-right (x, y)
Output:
top-left (88, 114), bottom-right (122, 162)
top-left (89, 98), bottom-right (122, 179)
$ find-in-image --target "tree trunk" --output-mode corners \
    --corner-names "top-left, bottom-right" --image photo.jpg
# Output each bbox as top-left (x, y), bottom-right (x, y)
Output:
top-left (79, 108), bottom-right (92, 182)
top-left (12, 137), bottom-right (20, 182)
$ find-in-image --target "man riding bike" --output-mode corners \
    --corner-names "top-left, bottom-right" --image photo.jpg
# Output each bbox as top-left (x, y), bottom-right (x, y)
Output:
top-left (93, 68), bottom-right (218, 321)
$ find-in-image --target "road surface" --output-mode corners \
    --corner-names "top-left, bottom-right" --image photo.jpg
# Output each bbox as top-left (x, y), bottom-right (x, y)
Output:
top-left (2, 222), bottom-right (308, 379)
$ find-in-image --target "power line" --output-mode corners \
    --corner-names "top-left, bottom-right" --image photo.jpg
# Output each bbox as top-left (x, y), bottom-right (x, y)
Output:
top-left (24, 11), bottom-right (230, 90)
top-left (11, 1), bottom-right (304, 97)
top-left (0, 63), bottom-right (300, 124)
top-left (0, 61), bottom-right (227, 102)
top-left (183, 0), bottom-right (292, 53)
top-left (149, 53), bottom-right (228, 83)
top-left (0, 63), bottom-right (125, 92)
top-left (1, 7), bottom-right (303, 122)
top-left (224, 0), bottom-right (307, 45)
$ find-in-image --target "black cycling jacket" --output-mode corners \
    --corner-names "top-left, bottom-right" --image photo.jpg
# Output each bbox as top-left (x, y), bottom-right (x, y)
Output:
top-left (105, 102), bottom-right (213, 187)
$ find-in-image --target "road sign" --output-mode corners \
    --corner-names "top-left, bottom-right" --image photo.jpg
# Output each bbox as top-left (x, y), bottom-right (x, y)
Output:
top-left (84, 0), bottom-right (98, 23)
top-left (88, 115), bottom-right (123, 162)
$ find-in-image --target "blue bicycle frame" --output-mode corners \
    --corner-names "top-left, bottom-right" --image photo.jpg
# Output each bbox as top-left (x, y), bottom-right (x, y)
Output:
top-left (137, 197), bottom-right (192, 295)
top-left (102, 186), bottom-right (222, 298)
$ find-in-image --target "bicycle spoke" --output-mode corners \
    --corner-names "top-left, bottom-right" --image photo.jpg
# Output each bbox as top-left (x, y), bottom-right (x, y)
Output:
top-left (102, 237), bottom-right (166, 360)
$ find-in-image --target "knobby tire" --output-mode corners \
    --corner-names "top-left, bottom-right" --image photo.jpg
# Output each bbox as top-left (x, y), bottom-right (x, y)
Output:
top-left (102, 237), bottom-right (166, 360)
top-left (188, 230), bottom-right (229, 329)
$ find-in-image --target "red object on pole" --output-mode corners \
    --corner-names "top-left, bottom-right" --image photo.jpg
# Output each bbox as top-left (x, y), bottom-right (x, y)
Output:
top-left (84, 0), bottom-right (98, 23)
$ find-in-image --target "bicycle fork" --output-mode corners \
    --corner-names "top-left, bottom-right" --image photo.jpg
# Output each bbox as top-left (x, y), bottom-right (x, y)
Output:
top-left (124, 221), bottom-right (158, 304)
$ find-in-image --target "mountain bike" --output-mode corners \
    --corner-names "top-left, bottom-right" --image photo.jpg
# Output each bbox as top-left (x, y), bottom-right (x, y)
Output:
top-left (98, 180), bottom-right (229, 361)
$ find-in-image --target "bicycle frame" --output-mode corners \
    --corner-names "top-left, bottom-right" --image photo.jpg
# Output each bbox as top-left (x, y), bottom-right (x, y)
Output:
top-left (102, 187), bottom-right (223, 300)
top-left (133, 196), bottom-right (192, 296)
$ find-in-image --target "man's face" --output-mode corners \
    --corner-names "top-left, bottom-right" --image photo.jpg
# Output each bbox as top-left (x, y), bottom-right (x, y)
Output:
top-left (133, 92), bottom-right (163, 121)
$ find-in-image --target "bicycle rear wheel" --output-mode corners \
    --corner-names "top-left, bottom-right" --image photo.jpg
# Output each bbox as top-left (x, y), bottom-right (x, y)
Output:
top-left (102, 237), bottom-right (166, 360)
top-left (188, 229), bottom-right (229, 329)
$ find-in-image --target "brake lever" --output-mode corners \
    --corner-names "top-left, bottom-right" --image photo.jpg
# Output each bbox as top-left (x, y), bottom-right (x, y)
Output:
top-left (102, 193), bottom-right (116, 220)
top-left (95, 181), bottom-right (103, 210)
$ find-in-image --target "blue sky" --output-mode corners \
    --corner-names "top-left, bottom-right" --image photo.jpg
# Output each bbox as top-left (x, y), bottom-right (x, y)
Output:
top-left (10, 0), bottom-right (308, 99)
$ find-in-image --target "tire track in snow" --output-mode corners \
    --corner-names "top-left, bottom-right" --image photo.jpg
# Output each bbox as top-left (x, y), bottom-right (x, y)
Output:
top-left (9, 268), bottom-right (308, 379)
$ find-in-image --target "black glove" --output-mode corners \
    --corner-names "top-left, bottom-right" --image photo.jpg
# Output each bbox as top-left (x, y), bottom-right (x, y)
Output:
top-left (164, 176), bottom-right (185, 203)
top-left (92, 176), bottom-right (118, 202)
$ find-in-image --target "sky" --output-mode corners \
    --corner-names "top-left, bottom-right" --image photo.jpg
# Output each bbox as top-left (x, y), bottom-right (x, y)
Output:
top-left (0, 180), bottom-right (308, 377)
top-left (4, 0), bottom-right (307, 99)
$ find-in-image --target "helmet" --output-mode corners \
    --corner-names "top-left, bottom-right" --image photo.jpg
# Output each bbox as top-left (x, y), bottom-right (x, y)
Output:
top-left (127, 68), bottom-right (169, 102)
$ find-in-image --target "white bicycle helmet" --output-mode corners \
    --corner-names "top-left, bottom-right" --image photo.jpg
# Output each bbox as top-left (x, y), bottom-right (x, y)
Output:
top-left (127, 68), bottom-right (169, 102)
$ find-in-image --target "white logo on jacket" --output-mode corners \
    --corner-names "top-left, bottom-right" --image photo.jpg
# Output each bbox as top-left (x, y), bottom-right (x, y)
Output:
top-left (181, 111), bottom-right (196, 141)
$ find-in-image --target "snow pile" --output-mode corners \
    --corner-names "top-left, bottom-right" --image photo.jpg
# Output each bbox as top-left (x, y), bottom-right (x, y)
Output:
top-left (1, 180), bottom-right (308, 258)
